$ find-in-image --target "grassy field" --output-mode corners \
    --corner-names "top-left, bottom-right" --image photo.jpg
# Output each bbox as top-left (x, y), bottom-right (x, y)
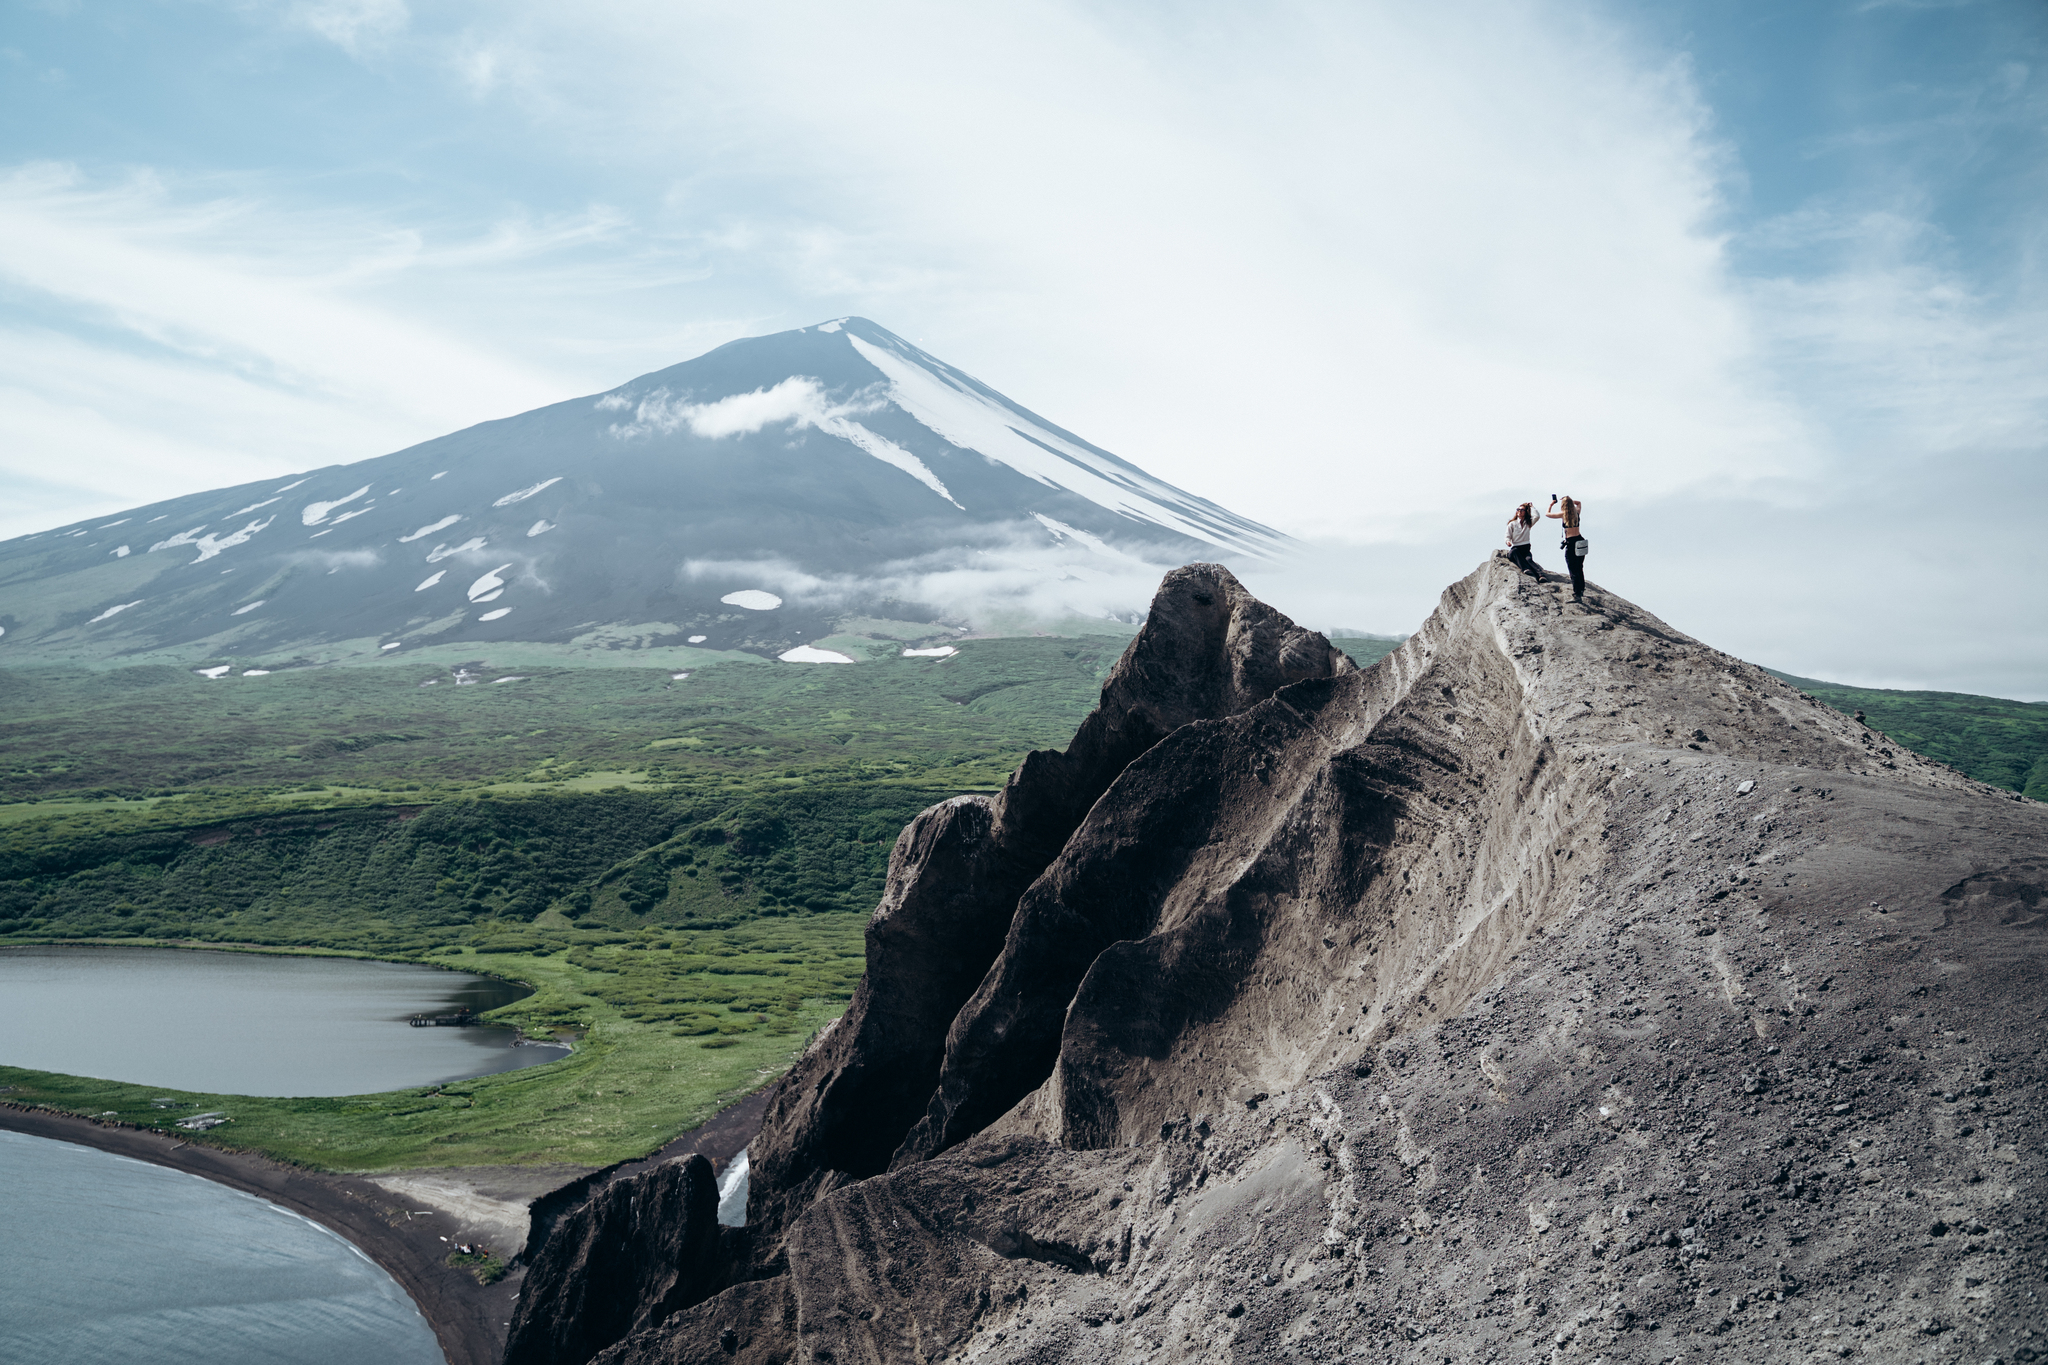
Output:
top-left (0, 635), bottom-right (1135, 1171)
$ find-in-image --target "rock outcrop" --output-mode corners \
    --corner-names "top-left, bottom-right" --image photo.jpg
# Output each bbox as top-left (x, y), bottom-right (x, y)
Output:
top-left (514, 558), bottom-right (2048, 1365)
top-left (502, 1156), bottom-right (736, 1365)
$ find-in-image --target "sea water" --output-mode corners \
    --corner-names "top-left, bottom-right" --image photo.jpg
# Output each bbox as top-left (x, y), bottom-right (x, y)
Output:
top-left (0, 1129), bottom-right (445, 1365)
top-left (0, 946), bottom-right (565, 1096)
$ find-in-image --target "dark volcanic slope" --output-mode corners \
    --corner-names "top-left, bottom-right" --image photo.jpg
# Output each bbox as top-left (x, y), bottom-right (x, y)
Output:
top-left (510, 557), bottom-right (2048, 1365)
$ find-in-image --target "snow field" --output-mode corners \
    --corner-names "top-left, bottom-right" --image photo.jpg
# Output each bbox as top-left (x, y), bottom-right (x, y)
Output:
top-left (777, 645), bottom-right (854, 664)
top-left (231, 601), bottom-right (265, 616)
top-left (846, 332), bottom-right (1268, 553)
top-left (478, 608), bottom-right (512, 621)
top-left (901, 646), bottom-right (957, 658)
top-left (721, 590), bottom-right (782, 610)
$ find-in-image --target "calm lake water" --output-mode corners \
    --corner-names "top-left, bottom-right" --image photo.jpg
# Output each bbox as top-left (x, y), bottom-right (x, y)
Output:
top-left (0, 1129), bottom-right (445, 1365)
top-left (0, 946), bottom-right (566, 1096)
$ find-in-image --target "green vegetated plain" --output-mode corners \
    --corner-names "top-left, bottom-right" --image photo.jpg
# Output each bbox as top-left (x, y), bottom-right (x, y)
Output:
top-left (0, 636), bottom-right (1140, 1170)
top-left (1765, 670), bottom-right (2048, 801)
top-left (5, 628), bottom-right (2029, 1174)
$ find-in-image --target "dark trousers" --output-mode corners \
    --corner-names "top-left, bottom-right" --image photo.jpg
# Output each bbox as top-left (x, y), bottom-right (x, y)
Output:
top-left (1508, 544), bottom-right (1542, 579)
top-left (1562, 540), bottom-right (1585, 597)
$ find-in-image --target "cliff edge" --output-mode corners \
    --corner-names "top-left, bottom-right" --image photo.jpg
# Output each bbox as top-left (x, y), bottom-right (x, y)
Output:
top-left (513, 558), bottom-right (2047, 1365)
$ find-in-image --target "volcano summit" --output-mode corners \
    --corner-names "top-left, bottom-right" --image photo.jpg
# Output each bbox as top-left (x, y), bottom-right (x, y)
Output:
top-left (0, 320), bottom-right (1282, 666)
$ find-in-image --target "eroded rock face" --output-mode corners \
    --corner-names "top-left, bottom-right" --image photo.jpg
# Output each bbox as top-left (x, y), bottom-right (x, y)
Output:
top-left (525, 558), bottom-right (2048, 1365)
top-left (746, 563), bottom-right (1352, 1238)
top-left (502, 1156), bottom-right (730, 1365)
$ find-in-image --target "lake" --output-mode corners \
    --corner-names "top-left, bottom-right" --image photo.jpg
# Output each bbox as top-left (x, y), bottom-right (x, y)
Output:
top-left (0, 1129), bottom-right (446, 1365)
top-left (0, 946), bottom-right (566, 1096)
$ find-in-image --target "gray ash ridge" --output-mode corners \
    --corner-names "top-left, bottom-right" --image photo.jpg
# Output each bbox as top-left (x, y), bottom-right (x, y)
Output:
top-left (504, 558), bottom-right (2047, 1365)
top-left (0, 318), bottom-right (1283, 666)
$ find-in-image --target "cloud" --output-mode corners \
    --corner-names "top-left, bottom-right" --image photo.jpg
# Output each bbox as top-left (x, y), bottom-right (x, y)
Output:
top-left (681, 518), bottom-right (1186, 628)
top-left (613, 377), bottom-right (864, 440)
top-left (5, 1), bottom-right (2041, 692)
top-left (0, 162), bottom-right (642, 538)
top-left (612, 377), bottom-right (963, 507)
top-left (281, 0), bottom-right (410, 53)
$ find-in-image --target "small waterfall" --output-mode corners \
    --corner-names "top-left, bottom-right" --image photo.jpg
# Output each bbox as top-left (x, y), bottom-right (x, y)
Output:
top-left (714, 1148), bottom-right (749, 1227)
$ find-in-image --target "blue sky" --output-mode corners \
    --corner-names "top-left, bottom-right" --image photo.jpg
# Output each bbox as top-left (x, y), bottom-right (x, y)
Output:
top-left (2, 0), bottom-right (2043, 694)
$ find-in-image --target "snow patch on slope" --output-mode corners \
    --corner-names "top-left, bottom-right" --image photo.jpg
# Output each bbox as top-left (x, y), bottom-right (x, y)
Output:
top-left (303, 486), bottom-right (371, 525)
top-left (721, 590), bottom-right (782, 610)
top-left (779, 645), bottom-right (854, 664)
top-left (847, 333), bottom-right (1273, 553)
top-left (1032, 513), bottom-right (1115, 555)
top-left (188, 517), bottom-right (275, 563)
top-left (400, 515), bottom-right (462, 543)
top-left (86, 600), bottom-right (143, 624)
top-left (494, 477), bottom-right (561, 507)
top-left (427, 538), bottom-right (486, 564)
top-left (468, 565), bottom-right (514, 602)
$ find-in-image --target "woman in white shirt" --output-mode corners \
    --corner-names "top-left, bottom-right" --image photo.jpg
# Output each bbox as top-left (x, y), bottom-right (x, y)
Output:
top-left (1505, 502), bottom-right (1543, 581)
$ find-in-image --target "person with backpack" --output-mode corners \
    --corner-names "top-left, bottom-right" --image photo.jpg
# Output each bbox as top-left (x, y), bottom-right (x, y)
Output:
top-left (1546, 494), bottom-right (1588, 602)
top-left (1505, 502), bottom-right (1544, 581)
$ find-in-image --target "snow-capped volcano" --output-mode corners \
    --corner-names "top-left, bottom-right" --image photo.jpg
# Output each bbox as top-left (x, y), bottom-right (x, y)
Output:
top-left (0, 319), bottom-right (1287, 665)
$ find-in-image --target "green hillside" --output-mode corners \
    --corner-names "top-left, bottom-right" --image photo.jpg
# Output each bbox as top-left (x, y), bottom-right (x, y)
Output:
top-left (1764, 670), bottom-right (2048, 801)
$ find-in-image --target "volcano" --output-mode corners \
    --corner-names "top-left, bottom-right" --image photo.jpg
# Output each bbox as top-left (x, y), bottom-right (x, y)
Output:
top-left (0, 319), bottom-right (1283, 667)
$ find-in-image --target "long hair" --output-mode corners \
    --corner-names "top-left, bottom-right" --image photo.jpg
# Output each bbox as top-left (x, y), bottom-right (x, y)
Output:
top-left (1516, 502), bottom-right (1534, 527)
top-left (1559, 496), bottom-right (1580, 526)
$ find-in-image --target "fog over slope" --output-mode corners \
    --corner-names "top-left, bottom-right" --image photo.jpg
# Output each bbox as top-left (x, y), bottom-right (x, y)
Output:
top-left (0, 319), bottom-right (1284, 667)
top-left (504, 558), bottom-right (2046, 1365)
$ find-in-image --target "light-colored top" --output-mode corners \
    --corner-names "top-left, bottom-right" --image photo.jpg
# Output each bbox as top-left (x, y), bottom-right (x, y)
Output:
top-left (1506, 517), bottom-right (1532, 547)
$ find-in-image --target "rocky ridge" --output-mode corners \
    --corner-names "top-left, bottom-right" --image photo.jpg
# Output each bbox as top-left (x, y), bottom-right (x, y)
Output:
top-left (507, 557), bottom-right (2047, 1365)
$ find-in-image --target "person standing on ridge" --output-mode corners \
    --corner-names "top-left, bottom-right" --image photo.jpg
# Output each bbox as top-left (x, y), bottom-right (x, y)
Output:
top-left (1547, 494), bottom-right (1588, 602)
top-left (1505, 502), bottom-right (1543, 582)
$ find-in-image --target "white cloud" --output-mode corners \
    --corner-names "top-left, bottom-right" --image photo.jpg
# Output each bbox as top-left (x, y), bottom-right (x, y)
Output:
top-left (0, 162), bottom-right (611, 538)
top-left (283, 0), bottom-right (411, 54)
top-left (613, 377), bottom-right (963, 507)
top-left (4, 1), bottom-right (2039, 691)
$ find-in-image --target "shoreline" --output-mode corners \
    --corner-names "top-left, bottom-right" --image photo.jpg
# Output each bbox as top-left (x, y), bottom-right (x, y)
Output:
top-left (0, 1091), bottom-right (769, 1365)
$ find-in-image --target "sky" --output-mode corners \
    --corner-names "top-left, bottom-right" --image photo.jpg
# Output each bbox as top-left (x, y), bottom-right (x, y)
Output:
top-left (2, 0), bottom-right (2044, 696)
